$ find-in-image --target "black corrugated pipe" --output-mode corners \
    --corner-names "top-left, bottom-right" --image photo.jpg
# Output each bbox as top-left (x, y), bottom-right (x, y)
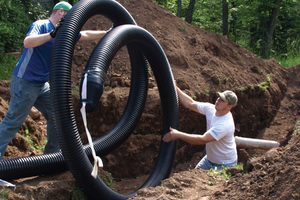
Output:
top-left (52, 23), bottom-right (179, 199)
top-left (0, 0), bottom-right (148, 180)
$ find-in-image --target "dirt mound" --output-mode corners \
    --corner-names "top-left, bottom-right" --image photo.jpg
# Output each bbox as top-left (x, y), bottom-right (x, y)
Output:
top-left (0, 0), bottom-right (299, 199)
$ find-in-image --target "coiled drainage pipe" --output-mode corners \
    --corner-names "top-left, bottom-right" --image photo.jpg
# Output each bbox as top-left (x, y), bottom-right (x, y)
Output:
top-left (52, 24), bottom-right (179, 199)
top-left (0, 0), bottom-right (147, 180)
top-left (0, 1), bottom-right (179, 199)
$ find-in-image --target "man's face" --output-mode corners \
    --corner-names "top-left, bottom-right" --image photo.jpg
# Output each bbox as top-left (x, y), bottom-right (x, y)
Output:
top-left (215, 97), bottom-right (232, 111)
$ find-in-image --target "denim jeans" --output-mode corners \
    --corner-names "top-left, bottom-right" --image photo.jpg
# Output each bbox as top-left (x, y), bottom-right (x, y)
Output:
top-left (195, 155), bottom-right (237, 170)
top-left (0, 75), bottom-right (60, 159)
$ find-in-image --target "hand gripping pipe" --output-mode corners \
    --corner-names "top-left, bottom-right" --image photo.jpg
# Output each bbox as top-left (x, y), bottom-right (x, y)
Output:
top-left (0, 0), bottom-right (146, 180)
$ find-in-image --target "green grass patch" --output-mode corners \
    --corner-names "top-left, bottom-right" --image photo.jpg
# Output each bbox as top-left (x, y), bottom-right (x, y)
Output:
top-left (273, 54), bottom-right (300, 68)
top-left (0, 188), bottom-right (10, 199)
top-left (0, 54), bottom-right (19, 81)
top-left (206, 163), bottom-right (247, 185)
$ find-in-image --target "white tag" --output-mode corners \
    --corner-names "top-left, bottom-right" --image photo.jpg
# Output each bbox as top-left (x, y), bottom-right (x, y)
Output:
top-left (80, 73), bottom-right (103, 179)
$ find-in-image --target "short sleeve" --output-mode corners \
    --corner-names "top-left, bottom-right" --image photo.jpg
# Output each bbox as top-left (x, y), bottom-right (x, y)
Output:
top-left (207, 124), bottom-right (226, 141)
top-left (196, 102), bottom-right (214, 115)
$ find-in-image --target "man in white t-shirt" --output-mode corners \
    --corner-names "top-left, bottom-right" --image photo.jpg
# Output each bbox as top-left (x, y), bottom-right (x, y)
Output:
top-left (163, 86), bottom-right (238, 170)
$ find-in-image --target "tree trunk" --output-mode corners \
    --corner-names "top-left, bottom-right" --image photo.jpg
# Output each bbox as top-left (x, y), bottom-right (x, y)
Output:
top-left (230, 2), bottom-right (237, 41)
top-left (177, 0), bottom-right (182, 17)
top-left (261, 0), bottom-right (282, 58)
top-left (185, 0), bottom-right (196, 23)
top-left (222, 0), bottom-right (229, 36)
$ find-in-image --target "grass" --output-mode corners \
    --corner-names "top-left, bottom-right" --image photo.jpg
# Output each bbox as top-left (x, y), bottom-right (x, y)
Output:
top-left (256, 74), bottom-right (271, 91)
top-left (71, 186), bottom-right (88, 200)
top-left (99, 170), bottom-right (116, 190)
top-left (206, 163), bottom-right (246, 185)
top-left (0, 54), bottom-right (19, 81)
top-left (273, 54), bottom-right (300, 68)
top-left (0, 189), bottom-right (10, 199)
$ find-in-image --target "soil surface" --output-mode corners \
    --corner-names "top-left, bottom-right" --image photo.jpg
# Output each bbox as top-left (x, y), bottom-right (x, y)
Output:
top-left (0, 0), bottom-right (299, 199)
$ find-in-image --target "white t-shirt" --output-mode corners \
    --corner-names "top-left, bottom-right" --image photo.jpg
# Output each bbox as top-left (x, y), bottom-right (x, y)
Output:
top-left (197, 102), bottom-right (237, 164)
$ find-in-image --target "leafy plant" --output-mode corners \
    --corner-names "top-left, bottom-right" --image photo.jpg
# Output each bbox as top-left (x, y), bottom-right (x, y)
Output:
top-left (178, 23), bottom-right (187, 32)
top-left (24, 129), bottom-right (45, 151)
top-left (0, 54), bottom-right (19, 81)
top-left (206, 167), bottom-right (231, 185)
top-left (0, 0), bottom-right (32, 54)
top-left (155, 0), bottom-right (300, 66)
top-left (206, 163), bottom-right (246, 185)
top-left (0, 188), bottom-right (10, 199)
top-left (256, 74), bottom-right (271, 91)
top-left (71, 186), bottom-right (88, 200)
top-left (99, 170), bottom-right (116, 190)
top-left (0, 0), bottom-right (51, 55)
top-left (219, 77), bottom-right (229, 85)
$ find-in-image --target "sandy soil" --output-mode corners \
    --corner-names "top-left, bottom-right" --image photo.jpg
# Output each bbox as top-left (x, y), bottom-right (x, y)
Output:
top-left (0, 0), bottom-right (299, 199)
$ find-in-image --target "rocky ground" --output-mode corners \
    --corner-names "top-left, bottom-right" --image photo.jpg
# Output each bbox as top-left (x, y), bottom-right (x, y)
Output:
top-left (0, 0), bottom-right (299, 199)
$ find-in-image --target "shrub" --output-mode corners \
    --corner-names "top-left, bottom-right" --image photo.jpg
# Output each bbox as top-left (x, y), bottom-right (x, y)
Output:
top-left (0, 0), bottom-right (32, 55)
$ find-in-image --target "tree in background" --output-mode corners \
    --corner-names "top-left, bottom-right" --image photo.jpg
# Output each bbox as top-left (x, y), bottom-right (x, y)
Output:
top-left (185, 0), bottom-right (196, 23)
top-left (177, 0), bottom-right (182, 17)
top-left (222, 0), bottom-right (229, 36)
top-left (261, 0), bottom-right (282, 58)
top-left (0, 0), bottom-right (32, 55)
top-left (156, 0), bottom-right (300, 60)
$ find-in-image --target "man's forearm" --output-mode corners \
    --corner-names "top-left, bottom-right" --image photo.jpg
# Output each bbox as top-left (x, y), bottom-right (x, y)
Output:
top-left (79, 30), bottom-right (107, 41)
top-left (176, 87), bottom-right (199, 112)
top-left (24, 33), bottom-right (53, 48)
top-left (176, 131), bottom-right (207, 145)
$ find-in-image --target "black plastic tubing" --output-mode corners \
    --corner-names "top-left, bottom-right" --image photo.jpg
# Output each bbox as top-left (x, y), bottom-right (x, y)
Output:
top-left (53, 23), bottom-right (179, 199)
top-left (51, 0), bottom-right (178, 199)
top-left (0, 0), bottom-right (147, 180)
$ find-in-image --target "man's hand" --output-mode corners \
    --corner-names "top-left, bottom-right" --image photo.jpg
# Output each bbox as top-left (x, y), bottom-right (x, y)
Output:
top-left (50, 18), bottom-right (65, 38)
top-left (163, 127), bottom-right (179, 142)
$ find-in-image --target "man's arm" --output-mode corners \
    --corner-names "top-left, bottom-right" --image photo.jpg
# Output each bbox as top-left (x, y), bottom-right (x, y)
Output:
top-left (176, 86), bottom-right (199, 113)
top-left (24, 30), bottom-right (107, 48)
top-left (23, 33), bottom-right (53, 48)
top-left (163, 127), bottom-right (216, 145)
top-left (79, 30), bottom-right (107, 41)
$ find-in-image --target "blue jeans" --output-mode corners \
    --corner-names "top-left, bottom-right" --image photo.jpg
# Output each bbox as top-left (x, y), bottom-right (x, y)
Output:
top-left (195, 155), bottom-right (237, 170)
top-left (0, 75), bottom-right (60, 159)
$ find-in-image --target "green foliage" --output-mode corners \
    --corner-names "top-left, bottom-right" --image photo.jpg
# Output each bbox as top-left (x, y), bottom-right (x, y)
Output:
top-left (206, 163), bottom-right (247, 185)
top-left (0, 0), bottom-right (31, 54)
top-left (0, 54), bottom-right (19, 81)
top-left (99, 171), bottom-right (116, 190)
top-left (274, 53), bottom-right (300, 68)
top-left (71, 186), bottom-right (88, 200)
top-left (25, 129), bottom-right (40, 150)
top-left (0, 188), bottom-right (10, 199)
top-left (28, 2), bottom-right (50, 21)
top-left (256, 74), bottom-right (271, 91)
top-left (155, 0), bottom-right (300, 65)
top-left (206, 166), bottom-right (231, 185)
top-left (0, 0), bottom-right (50, 55)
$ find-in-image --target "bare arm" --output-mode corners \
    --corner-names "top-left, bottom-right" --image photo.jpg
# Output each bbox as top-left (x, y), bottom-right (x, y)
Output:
top-left (23, 33), bottom-right (53, 48)
top-left (176, 86), bottom-right (199, 113)
top-left (79, 30), bottom-right (107, 41)
top-left (163, 127), bottom-right (216, 145)
top-left (24, 30), bottom-right (107, 48)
